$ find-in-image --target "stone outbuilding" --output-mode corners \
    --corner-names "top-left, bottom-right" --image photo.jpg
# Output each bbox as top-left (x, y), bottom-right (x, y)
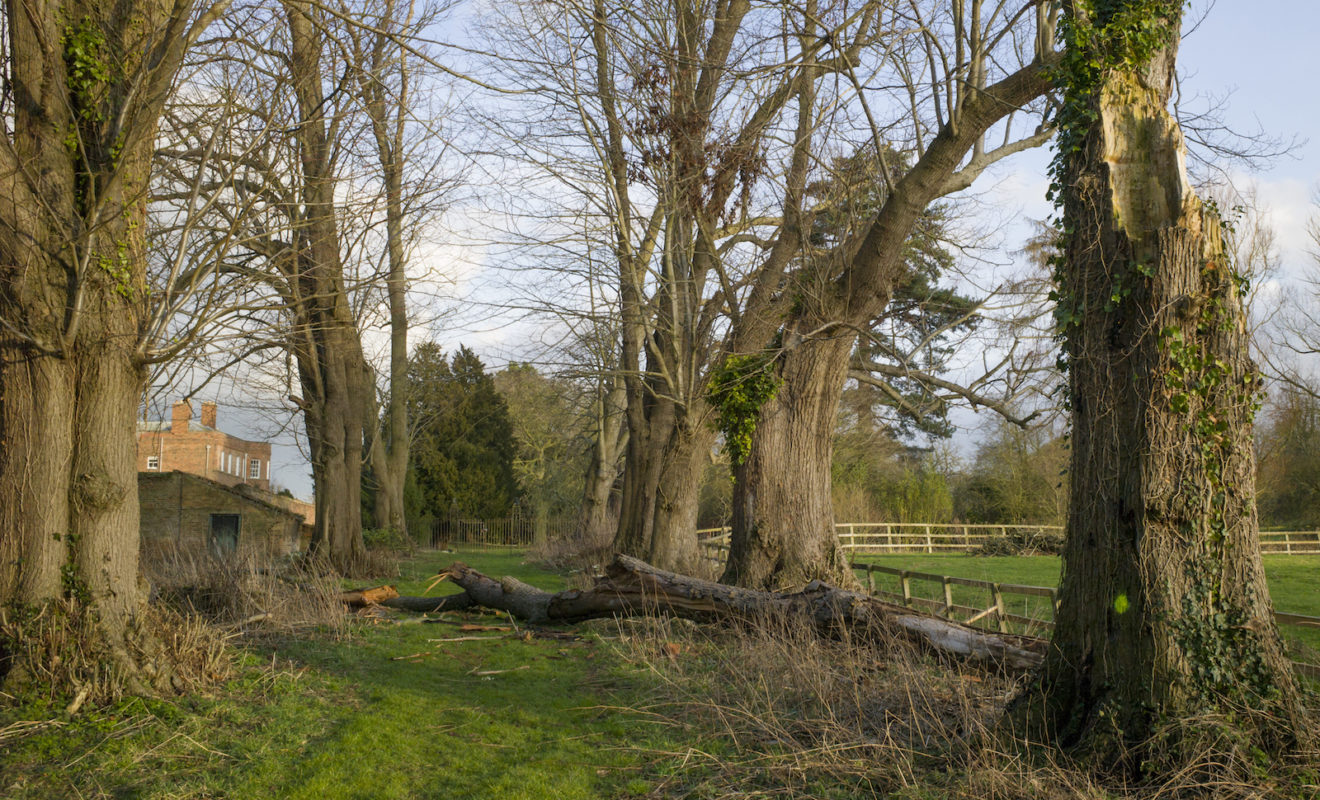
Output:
top-left (139, 471), bottom-right (305, 560)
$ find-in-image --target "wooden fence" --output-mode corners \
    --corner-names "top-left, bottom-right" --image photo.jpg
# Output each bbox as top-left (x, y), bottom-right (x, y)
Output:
top-left (849, 561), bottom-right (1320, 678)
top-left (698, 524), bottom-right (1320, 555)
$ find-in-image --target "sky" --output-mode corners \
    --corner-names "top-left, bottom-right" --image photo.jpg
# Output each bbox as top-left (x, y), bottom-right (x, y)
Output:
top-left (197, 1), bottom-right (1320, 500)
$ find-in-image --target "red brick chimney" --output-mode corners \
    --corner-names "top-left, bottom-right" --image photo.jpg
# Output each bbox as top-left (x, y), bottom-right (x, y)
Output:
top-left (171, 400), bottom-right (191, 433)
top-left (200, 401), bottom-right (218, 429)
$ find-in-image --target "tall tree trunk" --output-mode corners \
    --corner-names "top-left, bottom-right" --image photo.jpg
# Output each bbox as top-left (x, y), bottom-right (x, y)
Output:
top-left (722, 55), bottom-right (1054, 589)
top-left (614, 393), bottom-right (707, 574)
top-left (285, 0), bottom-right (370, 574)
top-left (0, 0), bottom-right (215, 694)
top-left (360, 0), bottom-right (410, 540)
top-left (1020, 0), bottom-right (1304, 763)
top-left (722, 334), bottom-right (855, 589)
top-left (578, 370), bottom-right (627, 544)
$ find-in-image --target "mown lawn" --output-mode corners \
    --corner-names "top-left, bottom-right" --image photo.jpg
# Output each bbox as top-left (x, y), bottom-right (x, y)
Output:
top-left (0, 548), bottom-right (686, 800)
top-left (852, 553), bottom-right (1320, 653)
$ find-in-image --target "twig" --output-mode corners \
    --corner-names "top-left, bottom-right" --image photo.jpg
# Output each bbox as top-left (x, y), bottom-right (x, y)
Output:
top-left (468, 665), bottom-right (532, 677)
top-left (426, 635), bottom-right (505, 643)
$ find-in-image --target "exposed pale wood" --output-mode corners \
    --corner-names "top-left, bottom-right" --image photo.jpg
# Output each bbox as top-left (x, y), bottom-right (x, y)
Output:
top-left (340, 585), bottom-right (400, 606)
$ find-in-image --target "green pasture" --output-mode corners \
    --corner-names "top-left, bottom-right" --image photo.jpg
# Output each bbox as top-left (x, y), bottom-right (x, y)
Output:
top-left (852, 553), bottom-right (1320, 655)
top-left (3, 548), bottom-right (1317, 799)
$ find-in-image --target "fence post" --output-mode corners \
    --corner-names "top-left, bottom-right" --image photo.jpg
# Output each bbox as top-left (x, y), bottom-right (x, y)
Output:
top-left (925, 525), bottom-right (933, 554)
top-left (866, 564), bottom-right (875, 596)
top-left (942, 576), bottom-right (953, 618)
top-left (901, 571), bottom-right (912, 608)
top-left (992, 582), bottom-right (1008, 633)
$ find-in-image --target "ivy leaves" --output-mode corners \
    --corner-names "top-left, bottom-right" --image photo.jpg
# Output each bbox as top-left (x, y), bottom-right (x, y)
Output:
top-left (708, 353), bottom-right (781, 467)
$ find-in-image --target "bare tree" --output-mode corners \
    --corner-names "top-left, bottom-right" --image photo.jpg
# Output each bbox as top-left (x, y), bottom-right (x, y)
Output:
top-left (484, 0), bottom-right (887, 572)
top-left (720, 0), bottom-right (1059, 588)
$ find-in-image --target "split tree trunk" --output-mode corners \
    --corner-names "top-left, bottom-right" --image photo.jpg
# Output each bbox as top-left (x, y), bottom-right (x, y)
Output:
top-left (1025, 3), bottom-right (1304, 760)
top-left (614, 397), bottom-right (707, 574)
top-left (0, 0), bottom-right (213, 695)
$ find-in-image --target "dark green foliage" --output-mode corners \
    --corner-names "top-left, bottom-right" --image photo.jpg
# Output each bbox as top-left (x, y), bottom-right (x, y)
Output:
top-left (811, 146), bottom-right (979, 437)
top-left (404, 342), bottom-right (517, 520)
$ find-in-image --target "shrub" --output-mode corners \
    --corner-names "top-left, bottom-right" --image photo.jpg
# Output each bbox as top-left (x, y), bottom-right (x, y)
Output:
top-left (975, 527), bottom-right (1064, 556)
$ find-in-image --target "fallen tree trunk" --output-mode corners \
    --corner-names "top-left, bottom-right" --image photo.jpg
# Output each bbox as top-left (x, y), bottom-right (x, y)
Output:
top-left (382, 593), bottom-right (474, 613)
top-left (436, 554), bottom-right (1045, 671)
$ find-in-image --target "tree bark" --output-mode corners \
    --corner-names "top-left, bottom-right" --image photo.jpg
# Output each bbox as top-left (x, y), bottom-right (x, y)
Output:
top-left (723, 334), bottom-right (856, 589)
top-left (577, 372), bottom-right (627, 549)
top-left (1021, 2), bottom-right (1305, 761)
top-left (614, 393), bottom-right (708, 575)
top-left (285, 0), bottom-right (371, 574)
top-left (0, 0), bottom-right (224, 695)
top-left (359, 0), bottom-right (411, 540)
top-left (437, 555), bottom-right (1045, 671)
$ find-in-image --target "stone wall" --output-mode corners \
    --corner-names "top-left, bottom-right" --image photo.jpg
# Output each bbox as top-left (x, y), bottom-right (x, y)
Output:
top-left (139, 472), bottom-right (302, 562)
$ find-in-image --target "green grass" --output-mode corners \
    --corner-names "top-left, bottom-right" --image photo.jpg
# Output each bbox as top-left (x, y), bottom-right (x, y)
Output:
top-left (852, 553), bottom-right (1320, 652)
top-left (0, 548), bottom-right (683, 800)
top-left (5, 548), bottom-right (1319, 798)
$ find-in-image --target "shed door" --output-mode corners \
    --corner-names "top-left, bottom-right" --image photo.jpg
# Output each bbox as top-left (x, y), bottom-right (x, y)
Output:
top-left (209, 514), bottom-right (240, 555)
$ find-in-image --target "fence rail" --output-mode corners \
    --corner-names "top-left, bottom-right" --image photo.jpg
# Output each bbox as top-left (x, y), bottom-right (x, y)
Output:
top-left (848, 561), bottom-right (1320, 678)
top-left (698, 524), bottom-right (1320, 555)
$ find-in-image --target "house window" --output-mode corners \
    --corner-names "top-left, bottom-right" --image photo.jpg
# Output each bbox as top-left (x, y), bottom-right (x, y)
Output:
top-left (249, 459), bottom-right (261, 479)
top-left (146, 456), bottom-right (160, 470)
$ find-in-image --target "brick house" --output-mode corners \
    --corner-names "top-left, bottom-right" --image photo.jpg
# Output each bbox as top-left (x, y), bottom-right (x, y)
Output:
top-left (139, 471), bottom-right (304, 560)
top-left (137, 400), bottom-right (272, 491)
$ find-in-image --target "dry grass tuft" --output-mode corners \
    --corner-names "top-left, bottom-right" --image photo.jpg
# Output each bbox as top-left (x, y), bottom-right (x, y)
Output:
top-left (602, 611), bottom-right (1319, 799)
top-left (143, 550), bottom-right (347, 634)
top-left (528, 525), bottom-right (614, 580)
top-left (0, 596), bottom-right (231, 710)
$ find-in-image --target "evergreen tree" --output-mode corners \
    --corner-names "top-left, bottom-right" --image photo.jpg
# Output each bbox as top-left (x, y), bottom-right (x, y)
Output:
top-left (405, 343), bottom-right (517, 520)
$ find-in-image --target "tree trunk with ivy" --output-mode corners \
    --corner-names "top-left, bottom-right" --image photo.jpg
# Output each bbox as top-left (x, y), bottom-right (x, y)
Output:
top-left (1019, 0), bottom-right (1305, 765)
top-left (720, 46), bottom-right (1055, 590)
top-left (0, 0), bottom-right (226, 697)
top-left (718, 343), bottom-right (855, 590)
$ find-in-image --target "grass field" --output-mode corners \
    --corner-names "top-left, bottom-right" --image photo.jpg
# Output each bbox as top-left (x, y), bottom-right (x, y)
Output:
top-left (3, 548), bottom-right (1317, 799)
top-left (852, 553), bottom-right (1320, 653)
